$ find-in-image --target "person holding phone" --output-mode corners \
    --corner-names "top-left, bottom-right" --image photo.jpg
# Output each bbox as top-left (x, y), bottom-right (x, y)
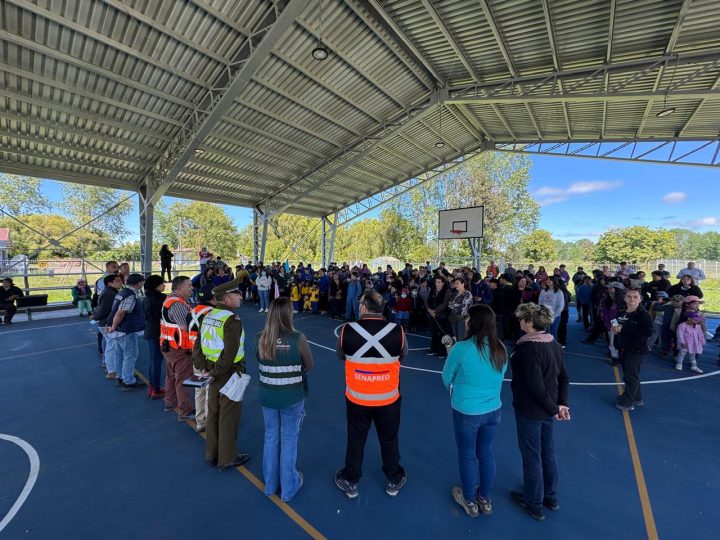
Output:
top-left (509, 303), bottom-right (570, 522)
top-left (613, 289), bottom-right (653, 412)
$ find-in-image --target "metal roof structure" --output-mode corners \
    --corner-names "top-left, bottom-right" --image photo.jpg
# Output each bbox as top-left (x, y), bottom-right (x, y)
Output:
top-left (1, 0), bottom-right (720, 268)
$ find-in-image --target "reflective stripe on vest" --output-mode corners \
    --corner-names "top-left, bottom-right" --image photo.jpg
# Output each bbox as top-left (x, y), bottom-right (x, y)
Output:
top-left (200, 308), bottom-right (245, 364)
top-left (259, 375), bottom-right (303, 385)
top-left (344, 321), bottom-right (401, 407)
top-left (188, 304), bottom-right (213, 344)
top-left (160, 296), bottom-right (193, 350)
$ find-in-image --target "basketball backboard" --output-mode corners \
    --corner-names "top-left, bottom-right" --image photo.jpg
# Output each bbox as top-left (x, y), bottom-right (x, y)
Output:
top-left (438, 206), bottom-right (484, 240)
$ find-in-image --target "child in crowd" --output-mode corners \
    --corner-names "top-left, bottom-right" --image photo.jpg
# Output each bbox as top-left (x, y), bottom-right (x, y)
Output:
top-left (393, 287), bottom-right (412, 331)
top-left (301, 280), bottom-right (312, 301)
top-left (661, 295), bottom-right (685, 357)
top-left (681, 296), bottom-right (707, 335)
top-left (675, 312), bottom-right (705, 373)
top-left (303, 293), bottom-right (312, 313)
top-left (310, 283), bottom-right (320, 314)
top-left (647, 291), bottom-right (669, 351)
top-left (71, 279), bottom-right (93, 317)
top-left (290, 282), bottom-right (301, 313)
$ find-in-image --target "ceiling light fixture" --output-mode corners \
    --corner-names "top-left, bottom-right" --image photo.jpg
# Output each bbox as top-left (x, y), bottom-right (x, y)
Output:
top-left (435, 93), bottom-right (445, 149)
top-left (194, 148), bottom-right (205, 155)
top-left (657, 57), bottom-right (678, 118)
top-left (312, 0), bottom-right (329, 61)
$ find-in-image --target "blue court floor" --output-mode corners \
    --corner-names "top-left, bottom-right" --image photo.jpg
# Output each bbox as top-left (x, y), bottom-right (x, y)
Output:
top-left (1, 306), bottom-right (718, 540)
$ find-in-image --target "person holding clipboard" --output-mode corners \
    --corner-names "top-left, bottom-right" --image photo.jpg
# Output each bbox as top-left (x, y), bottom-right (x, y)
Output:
top-left (192, 280), bottom-right (250, 470)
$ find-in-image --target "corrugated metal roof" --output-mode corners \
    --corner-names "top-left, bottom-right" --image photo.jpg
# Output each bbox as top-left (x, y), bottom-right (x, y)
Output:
top-left (0, 0), bottom-right (719, 218)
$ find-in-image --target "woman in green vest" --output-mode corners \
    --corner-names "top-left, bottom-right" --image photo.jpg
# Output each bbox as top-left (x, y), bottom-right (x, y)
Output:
top-left (255, 297), bottom-right (314, 502)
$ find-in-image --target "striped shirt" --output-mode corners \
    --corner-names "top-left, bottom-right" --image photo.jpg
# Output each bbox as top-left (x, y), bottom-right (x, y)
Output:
top-left (166, 292), bottom-right (191, 330)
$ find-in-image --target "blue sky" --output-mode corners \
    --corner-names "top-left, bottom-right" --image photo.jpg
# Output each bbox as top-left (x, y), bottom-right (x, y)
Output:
top-left (38, 151), bottom-right (719, 243)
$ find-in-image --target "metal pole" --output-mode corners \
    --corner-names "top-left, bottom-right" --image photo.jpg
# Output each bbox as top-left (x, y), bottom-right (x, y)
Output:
top-left (328, 212), bottom-right (338, 266)
top-left (253, 208), bottom-right (259, 264)
top-left (260, 216), bottom-right (268, 265)
top-left (321, 217), bottom-right (327, 268)
top-left (139, 189), bottom-right (155, 276)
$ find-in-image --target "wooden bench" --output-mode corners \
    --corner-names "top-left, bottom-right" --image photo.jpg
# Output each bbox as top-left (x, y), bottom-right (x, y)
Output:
top-left (1, 294), bottom-right (49, 321)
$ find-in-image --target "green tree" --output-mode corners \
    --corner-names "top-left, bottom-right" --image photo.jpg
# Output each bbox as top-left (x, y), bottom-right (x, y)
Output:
top-left (59, 185), bottom-right (133, 242)
top-left (594, 226), bottom-right (676, 263)
top-left (391, 152), bottom-right (538, 259)
top-left (521, 230), bottom-right (558, 262)
top-left (0, 214), bottom-right (112, 258)
top-left (156, 200), bottom-right (239, 259)
top-left (0, 174), bottom-right (50, 216)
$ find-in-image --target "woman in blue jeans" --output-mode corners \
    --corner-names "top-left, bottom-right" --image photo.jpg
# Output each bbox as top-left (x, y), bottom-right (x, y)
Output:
top-left (254, 297), bottom-right (314, 502)
top-left (442, 304), bottom-right (508, 518)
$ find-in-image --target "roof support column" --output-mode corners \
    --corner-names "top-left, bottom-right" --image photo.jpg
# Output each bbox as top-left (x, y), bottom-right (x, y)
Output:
top-left (253, 207), bottom-right (268, 265)
top-left (321, 216), bottom-right (328, 269)
top-left (328, 212), bottom-right (338, 267)
top-left (139, 184), bottom-right (155, 276)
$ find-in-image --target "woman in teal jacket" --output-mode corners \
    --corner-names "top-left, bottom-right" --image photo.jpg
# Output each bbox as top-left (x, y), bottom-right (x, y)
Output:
top-left (442, 304), bottom-right (508, 518)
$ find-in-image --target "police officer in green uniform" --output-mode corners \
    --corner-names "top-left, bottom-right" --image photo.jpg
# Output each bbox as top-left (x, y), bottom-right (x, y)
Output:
top-left (192, 280), bottom-right (250, 470)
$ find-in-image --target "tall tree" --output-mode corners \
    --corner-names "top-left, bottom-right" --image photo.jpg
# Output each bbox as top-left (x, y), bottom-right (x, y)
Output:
top-left (59, 185), bottom-right (133, 242)
top-left (155, 200), bottom-right (240, 259)
top-left (0, 174), bottom-right (50, 216)
top-left (390, 152), bottom-right (538, 258)
top-left (595, 226), bottom-right (676, 263)
top-left (521, 229), bottom-right (558, 262)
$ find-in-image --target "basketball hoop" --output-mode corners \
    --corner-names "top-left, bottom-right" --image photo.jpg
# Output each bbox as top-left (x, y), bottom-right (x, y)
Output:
top-left (450, 229), bottom-right (463, 236)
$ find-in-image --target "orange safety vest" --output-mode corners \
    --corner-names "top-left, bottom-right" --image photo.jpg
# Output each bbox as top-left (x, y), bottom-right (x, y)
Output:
top-left (188, 304), bottom-right (213, 345)
top-left (160, 296), bottom-right (193, 350)
top-left (341, 319), bottom-right (403, 407)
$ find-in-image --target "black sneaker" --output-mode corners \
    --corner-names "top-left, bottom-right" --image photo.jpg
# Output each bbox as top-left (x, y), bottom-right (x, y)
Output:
top-left (218, 453), bottom-right (250, 471)
top-left (115, 378), bottom-right (124, 386)
top-left (511, 491), bottom-right (545, 521)
top-left (334, 470), bottom-right (359, 499)
top-left (543, 497), bottom-right (560, 511)
top-left (633, 400), bottom-right (644, 407)
top-left (616, 402), bottom-right (635, 411)
top-left (385, 473), bottom-right (407, 497)
top-left (452, 486), bottom-right (479, 517)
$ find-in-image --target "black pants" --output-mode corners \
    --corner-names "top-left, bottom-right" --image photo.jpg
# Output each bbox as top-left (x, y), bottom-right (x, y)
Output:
top-left (161, 264), bottom-right (172, 282)
top-left (329, 298), bottom-right (343, 318)
top-left (578, 303), bottom-right (590, 329)
top-left (557, 310), bottom-right (569, 346)
top-left (342, 397), bottom-right (404, 483)
top-left (0, 302), bottom-right (17, 323)
top-left (429, 315), bottom-right (451, 356)
top-left (619, 352), bottom-right (644, 405)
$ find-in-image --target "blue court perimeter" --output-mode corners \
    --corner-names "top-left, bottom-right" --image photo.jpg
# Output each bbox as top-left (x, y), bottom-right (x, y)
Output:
top-left (1, 306), bottom-right (718, 540)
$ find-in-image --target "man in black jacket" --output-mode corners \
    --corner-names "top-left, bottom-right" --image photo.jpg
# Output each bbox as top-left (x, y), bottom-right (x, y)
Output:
top-left (614, 289), bottom-right (653, 411)
top-left (0, 278), bottom-right (24, 325)
top-left (92, 274), bottom-right (122, 372)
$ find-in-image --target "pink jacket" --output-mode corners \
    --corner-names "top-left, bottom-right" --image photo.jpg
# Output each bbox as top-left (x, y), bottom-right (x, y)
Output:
top-left (676, 322), bottom-right (705, 355)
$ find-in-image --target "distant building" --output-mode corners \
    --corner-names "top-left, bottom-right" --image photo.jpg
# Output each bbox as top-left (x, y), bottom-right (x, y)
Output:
top-left (0, 228), bottom-right (11, 267)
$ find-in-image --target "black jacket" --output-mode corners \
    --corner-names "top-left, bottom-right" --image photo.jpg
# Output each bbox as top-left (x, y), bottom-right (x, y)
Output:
top-left (615, 307), bottom-right (653, 355)
top-left (93, 287), bottom-right (118, 326)
top-left (667, 283), bottom-right (703, 299)
top-left (143, 289), bottom-right (167, 340)
top-left (510, 336), bottom-right (569, 420)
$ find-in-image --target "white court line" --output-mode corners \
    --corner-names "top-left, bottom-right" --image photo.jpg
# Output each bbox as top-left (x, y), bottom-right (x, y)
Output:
top-left (0, 434), bottom-right (40, 533)
top-left (1, 321), bottom-right (89, 335)
top-left (1, 342), bottom-right (95, 360)
top-left (306, 341), bottom-right (720, 385)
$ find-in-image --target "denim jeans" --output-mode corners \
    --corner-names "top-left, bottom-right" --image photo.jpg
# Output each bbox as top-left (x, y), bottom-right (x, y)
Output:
top-left (549, 316), bottom-right (561, 338)
top-left (145, 338), bottom-right (164, 389)
top-left (262, 399), bottom-right (305, 502)
top-left (103, 331), bottom-right (118, 374)
top-left (451, 318), bottom-right (467, 341)
top-left (259, 289), bottom-right (270, 310)
top-left (345, 299), bottom-right (359, 321)
top-left (515, 412), bottom-right (558, 512)
top-left (452, 407), bottom-right (501, 502)
top-left (114, 333), bottom-right (139, 384)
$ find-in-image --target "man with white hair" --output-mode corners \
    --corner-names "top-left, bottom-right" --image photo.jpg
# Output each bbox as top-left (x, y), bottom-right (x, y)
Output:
top-left (677, 261), bottom-right (706, 285)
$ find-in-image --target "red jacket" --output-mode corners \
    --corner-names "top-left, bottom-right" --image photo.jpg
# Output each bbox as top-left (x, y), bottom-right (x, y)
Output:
top-left (394, 297), bottom-right (413, 312)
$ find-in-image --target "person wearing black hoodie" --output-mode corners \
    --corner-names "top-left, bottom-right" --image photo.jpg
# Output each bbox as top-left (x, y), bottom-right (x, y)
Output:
top-left (667, 275), bottom-right (703, 299)
top-left (93, 274), bottom-right (122, 373)
top-left (143, 274), bottom-right (167, 399)
top-left (614, 288), bottom-right (653, 412)
top-left (509, 303), bottom-right (570, 522)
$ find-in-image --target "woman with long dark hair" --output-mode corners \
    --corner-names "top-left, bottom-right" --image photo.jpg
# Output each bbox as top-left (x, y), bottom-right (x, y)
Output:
top-left (426, 276), bottom-right (451, 358)
top-left (254, 297), bottom-right (314, 502)
top-left (442, 304), bottom-right (508, 518)
top-left (159, 244), bottom-right (174, 282)
top-left (142, 274), bottom-right (167, 399)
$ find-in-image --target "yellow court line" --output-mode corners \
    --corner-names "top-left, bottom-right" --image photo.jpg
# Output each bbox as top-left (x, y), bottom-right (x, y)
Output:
top-left (612, 366), bottom-right (659, 540)
top-left (133, 370), bottom-right (327, 540)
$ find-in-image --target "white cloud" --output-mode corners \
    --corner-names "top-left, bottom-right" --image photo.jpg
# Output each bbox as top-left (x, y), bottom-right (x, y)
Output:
top-left (662, 192), bottom-right (687, 204)
top-left (534, 181), bottom-right (622, 206)
top-left (665, 216), bottom-right (719, 229)
top-left (557, 231), bottom-right (604, 238)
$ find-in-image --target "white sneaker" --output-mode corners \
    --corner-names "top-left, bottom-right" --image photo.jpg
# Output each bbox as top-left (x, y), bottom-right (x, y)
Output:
top-left (690, 365), bottom-right (704, 374)
top-left (675, 363), bottom-right (683, 371)
top-left (259, 308), bottom-right (264, 312)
